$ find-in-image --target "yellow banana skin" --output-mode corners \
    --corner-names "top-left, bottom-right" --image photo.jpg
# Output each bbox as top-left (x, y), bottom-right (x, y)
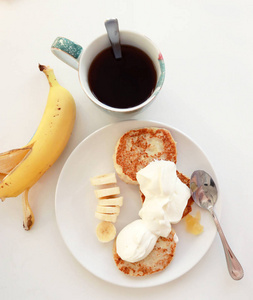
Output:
top-left (0, 65), bottom-right (76, 199)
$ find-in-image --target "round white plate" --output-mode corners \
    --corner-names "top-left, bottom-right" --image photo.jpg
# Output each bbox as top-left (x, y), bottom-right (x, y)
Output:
top-left (55, 120), bottom-right (220, 288)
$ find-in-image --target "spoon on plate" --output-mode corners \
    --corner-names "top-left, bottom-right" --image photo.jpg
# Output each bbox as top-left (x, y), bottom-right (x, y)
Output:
top-left (190, 170), bottom-right (244, 280)
top-left (104, 18), bottom-right (122, 59)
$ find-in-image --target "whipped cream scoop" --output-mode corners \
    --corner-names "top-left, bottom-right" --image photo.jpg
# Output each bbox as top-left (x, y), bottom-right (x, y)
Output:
top-left (138, 160), bottom-right (190, 236)
top-left (116, 219), bottom-right (158, 263)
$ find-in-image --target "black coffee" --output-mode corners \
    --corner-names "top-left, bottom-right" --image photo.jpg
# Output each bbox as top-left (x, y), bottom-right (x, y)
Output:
top-left (88, 45), bottom-right (157, 109)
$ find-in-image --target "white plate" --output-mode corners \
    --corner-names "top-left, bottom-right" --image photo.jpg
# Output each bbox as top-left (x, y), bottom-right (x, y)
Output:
top-left (55, 120), bottom-right (220, 288)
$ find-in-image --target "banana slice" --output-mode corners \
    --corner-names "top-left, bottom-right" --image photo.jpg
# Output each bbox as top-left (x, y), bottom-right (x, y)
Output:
top-left (94, 186), bottom-right (120, 199)
top-left (96, 221), bottom-right (116, 242)
top-left (90, 173), bottom-right (117, 186)
top-left (96, 205), bottom-right (120, 214)
top-left (98, 196), bottom-right (123, 207)
top-left (95, 211), bottom-right (118, 223)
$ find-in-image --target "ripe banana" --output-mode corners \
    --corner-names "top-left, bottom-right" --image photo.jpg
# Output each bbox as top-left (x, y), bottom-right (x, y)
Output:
top-left (0, 64), bottom-right (76, 230)
top-left (96, 221), bottom-right (116, 243)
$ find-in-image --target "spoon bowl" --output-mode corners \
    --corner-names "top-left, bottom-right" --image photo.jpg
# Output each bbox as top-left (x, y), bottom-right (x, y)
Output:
top-left (190, 170), bottom-right (244, 280)
top-left (190, 170), bottom-right (218, 210)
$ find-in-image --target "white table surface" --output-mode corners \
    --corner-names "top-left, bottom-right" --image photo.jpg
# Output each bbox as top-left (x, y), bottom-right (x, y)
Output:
top-left (0, 1), bottom-right (252, 299)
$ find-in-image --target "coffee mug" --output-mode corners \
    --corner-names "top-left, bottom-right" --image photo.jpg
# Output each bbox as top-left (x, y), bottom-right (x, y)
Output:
top-left (51, 31), bottom-right (165, 113)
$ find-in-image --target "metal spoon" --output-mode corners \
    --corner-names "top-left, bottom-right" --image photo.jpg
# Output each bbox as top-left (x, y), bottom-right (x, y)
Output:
top-left (190, 170), bottom-right (244, 280)
top-left (104, 18), bottom-right (122, 59)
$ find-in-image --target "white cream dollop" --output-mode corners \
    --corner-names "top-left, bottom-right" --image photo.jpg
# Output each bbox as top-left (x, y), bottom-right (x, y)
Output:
top-left (138, 160), bottom-right (191, 236)
top-left (116, 219), bottom-right (158, 263)
top-left (116, 160), bottom-right (190, 263)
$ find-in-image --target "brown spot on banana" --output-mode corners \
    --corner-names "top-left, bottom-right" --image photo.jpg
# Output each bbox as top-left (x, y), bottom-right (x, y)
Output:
top-left (23, 215), bottom-right (33, 231)
top-left (38, 64), bottom-right (47, 72)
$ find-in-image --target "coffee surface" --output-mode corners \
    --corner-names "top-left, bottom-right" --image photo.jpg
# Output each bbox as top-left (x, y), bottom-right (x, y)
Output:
top-left (88, 45), bottom-right (157, 109)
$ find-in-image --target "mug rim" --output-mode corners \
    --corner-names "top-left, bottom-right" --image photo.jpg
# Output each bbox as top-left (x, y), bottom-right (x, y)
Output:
top-left (78, 30), bottom-right (165, 113)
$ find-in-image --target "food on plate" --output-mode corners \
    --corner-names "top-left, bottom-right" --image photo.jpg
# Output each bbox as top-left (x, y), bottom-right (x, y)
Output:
top-left (113, 127), bottom-right (177, 184)
top-left (91, 172), bottom-right (123, 239)
top-left (114, 160), bottom-right (191, 276)
top-left (96, 205), bottom-right (120, 214)
top-left (111, 124), bottom-right (202, 276)
top-left (94, 186), bottom-right (120, 199)
top-left (184, 211), bottom-right (204, 235)
top-left (116, 219), bottom-right (158, 263)
top-left (140, 170), bottom-right (194, 218)
top-left (96, 221), bottom-right (116, 243)
top-left (90, 172), bottom-right (117, 185)
top-left (137, 161), bottom-right (191, 232)
top-left (113, 229), bottom-right (177, 277)
top-left (90, 127), bottom-right (201, 275)
top-left (95, 212), bottom-right (118, 223)
top-left (98, 196), bottom-right (123, 207)
top-left (0, 64), bottom-right (76, 230)
top-left (114, 126), bottom-right (193, 218)
top-left (175, 171), bottom-right (194, 218)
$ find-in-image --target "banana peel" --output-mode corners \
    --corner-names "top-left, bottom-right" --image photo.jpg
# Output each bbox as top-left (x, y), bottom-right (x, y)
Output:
top-left (0, 65), bottom-right (76, 230)
top-left (0, 147), bottom-right (32, 175)
top-left (0, 147), bottom-right (33, 229)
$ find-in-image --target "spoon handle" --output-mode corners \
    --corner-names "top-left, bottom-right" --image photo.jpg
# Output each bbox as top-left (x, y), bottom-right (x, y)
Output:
top-left (104, 19), bottom-right (122, 59)
top-left (209, 208), bottom-right (244, 280)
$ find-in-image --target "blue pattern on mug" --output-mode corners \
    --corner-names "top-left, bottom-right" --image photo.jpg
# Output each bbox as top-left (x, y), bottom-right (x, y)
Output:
top-left (52, 37), bottom-right (83, 59)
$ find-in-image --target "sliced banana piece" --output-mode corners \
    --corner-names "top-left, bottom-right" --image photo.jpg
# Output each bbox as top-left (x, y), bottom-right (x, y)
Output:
top-left (96, 221), bottom-right (116, 242)
top-left (94, 186), bottom-right (120, 199)
top-left (98, 196), bottom-right (123, 207)
top-left (96, 205), bottom-right (120, 214)
top-left (91, 172), bottom-right (123, 233)
top-left (95, 212), bottom-right (118, 223)
top-left (90, 173), bottom-right (117, 186)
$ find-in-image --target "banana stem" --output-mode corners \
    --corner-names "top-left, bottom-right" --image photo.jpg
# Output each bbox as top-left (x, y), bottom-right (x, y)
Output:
top-left (39, 64), bottom-right (59, 87)
top-left (22, 189), bottom-right (35, 230)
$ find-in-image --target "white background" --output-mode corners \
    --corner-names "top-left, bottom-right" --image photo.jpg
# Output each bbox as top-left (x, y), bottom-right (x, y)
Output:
top-left (0, 0), bottom-right (252, 299)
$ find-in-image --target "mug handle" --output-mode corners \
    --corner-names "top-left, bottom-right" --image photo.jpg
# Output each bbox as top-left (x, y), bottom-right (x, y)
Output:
top-left (51, 37), bottom-right (83, 70)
